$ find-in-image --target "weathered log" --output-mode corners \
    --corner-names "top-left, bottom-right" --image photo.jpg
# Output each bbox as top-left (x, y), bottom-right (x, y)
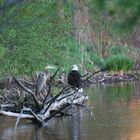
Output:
top-left (0, 68), bottom-right (90, 126)
top-left (0, 66), bottom-right (137, 127)
top-left (0, 90), bottom-right (88, 125)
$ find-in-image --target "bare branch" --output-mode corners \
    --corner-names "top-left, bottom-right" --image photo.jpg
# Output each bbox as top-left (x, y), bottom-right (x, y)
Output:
top-left (83, 69), bottom-right (106, 82)
top-left (42, 86), bottom-right (81, 114)
top-left (74, 104), bottom-right (95, 120)
top-left (22, 107), bottom-right (43, 123)
top-left (0, 109), bottom-right (34, 119)
top-left (0, 66), bottom-right (99, 125)
top-left (19, 79), bottom-right (35, 86)
top-left (59, 68), bottom-right (106, 93)
top-left (50, 66), bottom-right (60, 81)
top-left (0, 88), bottom-right (89, 125)
top-left (15, 109), bottom-right (24, 136)
top-left (3, 94), bottom-right (17, 105)
top-left (1, 104), bottom-right (15, 108)
top-left (13, 77), bottom-right (42, 109)
top-left (81, 72), bottom-right (89, 78)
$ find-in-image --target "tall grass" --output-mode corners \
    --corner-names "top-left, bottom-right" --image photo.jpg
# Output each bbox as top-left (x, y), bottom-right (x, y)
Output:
top-left (105, 54), bottom-right (133, 73)
top-left (62, 42), bottom-right (138, 74)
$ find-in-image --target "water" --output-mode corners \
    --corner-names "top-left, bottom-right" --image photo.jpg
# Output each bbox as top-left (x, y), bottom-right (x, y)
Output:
top-left (1, 81), bottom-right (140, 140)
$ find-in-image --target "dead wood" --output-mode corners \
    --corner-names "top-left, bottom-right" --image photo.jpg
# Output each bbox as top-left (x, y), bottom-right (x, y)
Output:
top-left (13, 76), bottom-right (42, 110)
top-left (0, 67), bottom-right (97, 126)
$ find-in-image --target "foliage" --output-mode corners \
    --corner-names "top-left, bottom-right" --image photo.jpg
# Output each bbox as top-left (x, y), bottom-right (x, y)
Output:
top-left (90, 52), bottom-right (104, 67)
top-left (109, 45), bottom-right (128, 55)
top-left (0, 0), bottom-right (98, 77)
top-left (0, 1), bottom-right (78, 78)
top-left (105, 54), bottom-right (133, 72)
top-left (0, 0), bottom-right (4, 6)
top-left (0, 44), bottom-right (5, 59)
top-left (0, 0), bottom-right (139, 79)
top-left (89, 0), bottom-right (140, 30)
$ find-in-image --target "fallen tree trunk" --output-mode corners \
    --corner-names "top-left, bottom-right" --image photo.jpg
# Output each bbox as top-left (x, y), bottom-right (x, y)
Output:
top-left (0, 68), bottom-right (89, 126)
top-left (0, 91), bottom-right (88, 125)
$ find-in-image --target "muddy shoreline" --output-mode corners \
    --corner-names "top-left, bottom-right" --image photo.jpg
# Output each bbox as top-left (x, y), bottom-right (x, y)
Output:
top-left (83, 72), bottom-right (139, 85)
top-left (0, 71), bottom-right (139, 90)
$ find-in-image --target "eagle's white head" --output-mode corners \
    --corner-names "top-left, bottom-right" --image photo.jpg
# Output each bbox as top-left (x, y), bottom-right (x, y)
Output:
top-left (72, 64), bottom-right (78, 71)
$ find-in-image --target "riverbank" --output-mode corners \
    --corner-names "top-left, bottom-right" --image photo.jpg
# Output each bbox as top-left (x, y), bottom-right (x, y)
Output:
top-left (84, 72), bottom-right (139, 85)
top-left (53, 71), bottom-right (139, 88)
top-left (0, 71), bottom-right (139, 91)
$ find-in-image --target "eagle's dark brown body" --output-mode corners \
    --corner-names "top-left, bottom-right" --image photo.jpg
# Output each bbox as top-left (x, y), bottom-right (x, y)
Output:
top-left (68, 70), bottom-right (81, 88)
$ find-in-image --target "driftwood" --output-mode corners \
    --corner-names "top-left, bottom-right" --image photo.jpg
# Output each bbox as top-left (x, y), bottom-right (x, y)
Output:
top-left (0, 68), bottom-right (90, 126)
top-left (1, 67), bottom-right (136, 126)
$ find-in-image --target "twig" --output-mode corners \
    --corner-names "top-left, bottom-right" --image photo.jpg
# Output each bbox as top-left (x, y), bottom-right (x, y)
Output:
top-left (42, 88), bottom-right (85, 115)
top-left (44, 104), bottom-right (70, 122)
top-left (14, 109), bottom-right (24, 137)
top-left (56, 92), bottom-right (75, 101)
top-left (59, 69), bottom-right (105, 93)
top-left (0, 109), bottom-right (34, 119)
top-left (55, 69), bottom-right (105, 96)
top-left (3, 95), bottom-right (17, 105)
top-left (74, 104), bottom-right (95, 120)
top-left (22, 107), bottom-right (43, 123)
top-left (19, 79), bottom-right (35, 86)
top-left (50, 66), bottom-right (60, 82)
top-left (42, 81), bottom-right (83, 114)
top-left (41, 91), bottom-right (64, 114)
top-left (39, 67), bottom-right (60, 109)
top-left (13, 77), bottom-right (42, 109)
top-left (83, 69), bottom-right (106, 82)
top-left (1, 104), bottom-right (15, 108)
top-left (42, 87), bottom-right (78, 113)
top-left (81, 73), bottom-right (89, 78)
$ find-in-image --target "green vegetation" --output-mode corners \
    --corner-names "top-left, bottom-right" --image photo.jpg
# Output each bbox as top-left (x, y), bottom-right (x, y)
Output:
top-left (89, 0), bottom-right (140, 31)
top-left (105, 54), bottom-right (133, 73)
top-left (0, 0), bottom-right (139, 79)
top-left (0, 1), bottom-right (74, 77)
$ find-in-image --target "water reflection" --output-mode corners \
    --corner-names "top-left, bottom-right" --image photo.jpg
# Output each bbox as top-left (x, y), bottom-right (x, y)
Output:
top-left (87, 82), bottom-right (140, 140)
top-left (0, 81), bottom-right (140, 140)
top-left (68, 112), bottom-right (82, 140)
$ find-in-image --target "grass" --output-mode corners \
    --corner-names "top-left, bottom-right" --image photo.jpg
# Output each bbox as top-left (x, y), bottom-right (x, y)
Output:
top-left (0, 1), bottom-right (139, 79)
top-left (105, 54), bottom-right (133, 73)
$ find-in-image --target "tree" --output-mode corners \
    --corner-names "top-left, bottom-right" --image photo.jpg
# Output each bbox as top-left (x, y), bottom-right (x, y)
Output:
top-left (0, 68), bottom-right (91, 126)
top-left (89, 0), bottom-right (140, 30)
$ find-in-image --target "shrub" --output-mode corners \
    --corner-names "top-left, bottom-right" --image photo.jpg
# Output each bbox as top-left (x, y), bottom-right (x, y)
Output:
top-left (105, 54), bottom-right (133, 73)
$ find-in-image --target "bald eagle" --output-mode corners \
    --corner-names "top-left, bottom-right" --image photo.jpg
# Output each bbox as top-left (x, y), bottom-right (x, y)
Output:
top-left (68, 65), bottom-right (82, 91)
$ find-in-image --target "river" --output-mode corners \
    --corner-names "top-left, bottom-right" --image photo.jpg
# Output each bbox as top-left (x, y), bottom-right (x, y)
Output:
top-left (0, 81), bottom-right (140, 140)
